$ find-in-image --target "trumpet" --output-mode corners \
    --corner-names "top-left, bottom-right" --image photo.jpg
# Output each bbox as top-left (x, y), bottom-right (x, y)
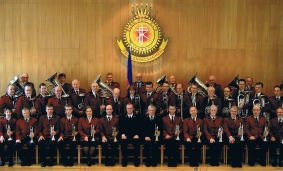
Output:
top-left (50, 125), bottom-right (55, 141)
top-left (217, 126), bottom-right (223, 142)
top-left (238, 123), bottom-right (244, 141)
top-left (263, 125), bottom-right (269, 142)
top-left (154, 124), bottom-right (159, 141)
top-left (112, 126), bottom-right (118, 142)
top-left (30, 126), bottom-right (34, 143)
top-left (91, 125), bottom-right (95, 141)
top-left (6, 125), bottom-right (12, 141)
top-left (175, 125), bottom-right (180, 141)
top-left (72, 124), bottom-right (76, 141)
top-left (197, 125), bottom-right (201, 143)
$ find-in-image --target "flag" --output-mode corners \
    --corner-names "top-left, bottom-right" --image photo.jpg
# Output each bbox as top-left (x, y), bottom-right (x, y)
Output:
top-left (127, 47), bottom-right (133, 86)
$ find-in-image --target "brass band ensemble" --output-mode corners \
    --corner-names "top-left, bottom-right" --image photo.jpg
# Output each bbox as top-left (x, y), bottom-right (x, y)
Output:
top-left (0, 72), bottom-right (283, 168)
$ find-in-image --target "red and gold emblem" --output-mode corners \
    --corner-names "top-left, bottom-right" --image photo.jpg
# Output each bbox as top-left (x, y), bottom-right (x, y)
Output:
top-left (117, 4), bottom-right (168, 62)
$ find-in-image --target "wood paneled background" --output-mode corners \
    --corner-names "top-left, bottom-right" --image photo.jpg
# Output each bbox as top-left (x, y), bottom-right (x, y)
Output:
top-left (0, 0), bottom-right (282, 97)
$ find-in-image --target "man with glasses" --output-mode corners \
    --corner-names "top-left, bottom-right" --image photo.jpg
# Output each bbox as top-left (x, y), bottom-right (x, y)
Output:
top-left (105, 73), bottom-right (120, 90)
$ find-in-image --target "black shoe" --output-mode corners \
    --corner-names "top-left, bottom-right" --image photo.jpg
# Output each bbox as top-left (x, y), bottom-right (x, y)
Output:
top-left (152, 163), bottom-right (157, 167)
top-left (49, 160), bottom-right (54, 166)
top-left (279, 163), bottom-right (283, 167)
top-left (260, 163), bottom-right (266, 166)
top-left (111, 159), bottom-right (116, 166)
top-left (25, 162), bottom-right (31, 166)
top-left (41, 163), bottom-right (46, 167)
top-left (134, 162), bottom-right (139, 167)
top-left (21, 162), bottom-right (26, 166)
top-left (8, 160), bottom-right (13, 167)
top-left (145, 162), bottom-right (151, 167)
top-left (122, 159), bottom-right (127, 167)
top-left (248, 162), bottom-right (255, 166)
top-left (0, 161), bottom-right (4, 166)
top-left (63, 162), bottom-right (68, 167)
top-left (171, 162), bottom-right (177, 167)
top-left (272, 162), bottom-right (277, 167)
top-left (69, 161), bottom-right (73, 167)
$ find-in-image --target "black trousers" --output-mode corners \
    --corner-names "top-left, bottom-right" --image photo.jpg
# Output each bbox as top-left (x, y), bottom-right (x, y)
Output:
top-left (101, 140), bottom-right (118, 160)
top-left (227, 138), bottom-right (244, 166)
top-left (207, 138), bottom-right (222, 165)
top-left (120, 138), bottom-right (140, 163)
top-left (38, 138), bottom-right (57, 163)
top-left (269, 140), bottom-right (283, 163)
top-left (57, 138), bottom-right (77, 162)
top-left (15, 137), bottom-right (36, 164)
top-left (184, 137), bottom-right (202, 164)
top-left (247, 137), bottom-right (268, 165)
top-left (0, 138), bottom-right (14, 161)
top-left (164, 138), bottom-right (180, 163)
top-left (143, 139), bottom-right (160, 165)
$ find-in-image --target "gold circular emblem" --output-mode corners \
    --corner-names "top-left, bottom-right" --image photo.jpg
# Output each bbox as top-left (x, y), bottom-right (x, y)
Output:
top-left (117, 5), bottom-right (168, 63)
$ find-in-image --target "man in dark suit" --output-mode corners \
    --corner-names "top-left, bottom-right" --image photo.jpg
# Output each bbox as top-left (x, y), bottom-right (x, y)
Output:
top-left (15, 108), bottom-right (38, 166)
top-left (204, 87), bottom-right (222, 117)
top-left (175, 84), bottom-right (191, 119)
top-left (140, 81), bottom-right (160, 115)
top-left (269, 107), bottom-right (283, 167)
top-left (250, 82), bottom-right (270, 117)
top-left (245, 77), bottom-right (255, 92)
top-left (223, 106), bottom-right (245, 168)
top-left (183, 106), bottom-right (203, 167)
top-left (57, 105), bottom-right (79, 166)
top-left (100, 105), bottom-right (119, 166)
top-left (85, 82), bottom-right (104, 118)
top-left (187, 83), bottom-right (205, 119)
top-left (0, 85), bottom-right (17, 117)
top-left (119, 103), bottom-right (141, 167)
top-left (142, 104), bottom-right (161, 167)
top-left (158, 82), bottom-right (176, 117)
top-left (162, 104), bottom-right (182, 167)
top-left (38, 104), bottom-right (60, 167)
top-left (68, 79), bottom-right (86, 118)
top-left (133, 73), bottom-right (146, 95)
top-left (58, 73), bottom-right (72, 94)
top-left (269, 86), bottom-right (283, 119)
top-left (48, 86), bottom-right (69, 118)
top-left (245, 105), bottom-right (268, 166)
top-left (105, 73), bottom-right (120, 90)
top-left (221, 87), bottom-right (236, 118)
top-left (203, 105), bottom-right (223, 166)
top-left (106, 88), bottom-right (124, 116)
top-left (35, 83), bottom-right (49, 117)
top-left (205, 75), bottom-right (223, 98)
top-left (20, 73), bottom-right (36, 97)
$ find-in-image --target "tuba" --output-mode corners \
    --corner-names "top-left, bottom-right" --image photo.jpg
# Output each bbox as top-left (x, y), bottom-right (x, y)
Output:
top-left (227, 75), bottom-right (239, 90)
top-left (10, 75), bottom-right (24, 96)
top-left (188, 73), bottom-right (208, 97)
top-left (152, 75), bottom-right (166, 94)
top-left (94, 74), bottom-right (113, 98)
top-left (46, 73), bottom-right (69, 98)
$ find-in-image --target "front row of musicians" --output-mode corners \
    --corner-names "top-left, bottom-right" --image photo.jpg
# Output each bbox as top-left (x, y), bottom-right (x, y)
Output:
top-left (0, 103), bottom-right (283, 168)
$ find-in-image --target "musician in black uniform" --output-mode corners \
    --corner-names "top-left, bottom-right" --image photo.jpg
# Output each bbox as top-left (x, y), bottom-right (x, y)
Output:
top-left (269, 86), bottom-right (283, 119)
top-left (187, 83), bottom-right (205, 119)
top-left (140, 82), bottom-right (160, 115)
top-left (175, 84), bottom-right (191, 119)
top-left (221, 87), bottom-right (236, 118)
top-left (158, 82), bottom-right (176, 117)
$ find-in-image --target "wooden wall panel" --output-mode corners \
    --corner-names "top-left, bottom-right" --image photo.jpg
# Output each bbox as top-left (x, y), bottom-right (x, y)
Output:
top-left (0, 0), bottom-right (282, 97)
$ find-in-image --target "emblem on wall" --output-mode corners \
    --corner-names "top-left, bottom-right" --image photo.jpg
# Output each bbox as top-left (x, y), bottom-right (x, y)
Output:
top-left (117, 4), bottom-right (168, 62)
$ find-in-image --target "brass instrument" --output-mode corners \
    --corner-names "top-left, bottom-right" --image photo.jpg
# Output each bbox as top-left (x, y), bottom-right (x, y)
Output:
top-left (162, 93), bottom-right (168, 113)
top-left (6, 125), bottom-right (12, 141)
top-left (46, 73), bottom-right (69, 98)
top-left (217, 126), bottom-right (223, 142)
top-left (175, 125), bottom-right (180, 141)
top-left (180, 95), bottom-right (184, 121)
top-left (188, 73), bottom-right (208, 97)
top-left (50, 125), bottom-right (55, 141)
top-left (205, 97), bottom-right (215, 116)
top-left (94, 74), bottom-right (113, 98)
top-left (134, 94), bottom-right (141, 115)
top-left (78, 93), bottom-right (86, 110)
top-left (30, 126), bottom-right (34, 143)
top-left (154, 124), bottom-right (159, 141)
top-left (197, 125), bottom-right (201, 143)
top-left (238, 94), bottom-right (245, 118)
top-left (152, 75), bottom-right (166, 94)
top-left (29, 97), bottom-right (38, 118)
top-left (91, 125), bottom-right (95, 141)
top-left (227, 75), bottom-right (239, 90)
top-left (10, 75), bottom-right (24, 96)
top-left (238, 123), bottom-right (244, 141)
top-left (72, 124), bottom-right (76, 141)
top-left (112, 126), bottom-right (118, 142)
top-left (263, 125), bottom-right (269, 142)
top-left (191, 95), bottom-right (196, 107)
top-left (222, 98), bottom-right (234, 117)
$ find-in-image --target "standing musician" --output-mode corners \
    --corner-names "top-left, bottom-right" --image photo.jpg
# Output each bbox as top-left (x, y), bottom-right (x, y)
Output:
top-left (232, 79), bottom-right (251, 117)
top-left (19, 73), bottom-right (36, 97)
top-left (48, 86), bottom-right (70, 118)
top-left (58, 73), bottom-right (72, 94)
top-left (119, 103), bottom-right (141, 167)
top-left (38, 104), bottom-right (60, 167)
top-left (140, 81), bottom-right (160, 115)
top-left (205, 75), bottom-right (223, 98)
top-left (124, 85), bottom-right (141, 115)
top-left (183, 106), bottom-right (203, 167)
top-left (133, 73), bottom-right (146, 95)
top-left (221, 87), bottom-right (236, 118)
top-left (0, 85), bottom-right (17, 118)
top-left (204, 86), bottom-right (222, 117)
top-left (250, 82), bottom-right (270, 117)
top-left (100, 105), bottom-right (119, 166)
top-left (269, 86), bottom-right (283, 119)
top-left (106, 88), bottom-right (124, 116)
top-left (187, 83), bottom-right (205, 119)
top-left (169, 75), bottom-right (177, 90)
top-left (57, 105), bottom-right (78, 166)
top-left (223, 106), bottom-right (244, 168)
top-left (15, 108), bottom-right (38, 166)
top-left (245, 105), bottom-right (268, 166)
top-left (105, 73), bottom-right (120, 90)
top-left (162, 104), bottom-right (182, 167)
top-left (175, 84), bottom-right (191, 119)
top-left (78, 106), bottom-right (100, 166)
top-left (142, 104), bottom-right (161, 167)
top-left (0, 108), bottom-right (16, 166)
top-left (203, 105), bottom-right (223, 166)
top-left (84, 82), bottom-right (104, 118)
top-left (35, 83), bottom-right (49, 117)
top-left (15, 85), bottom-right (37, 119)
top-left (269, 107), bottom-right (283, 167)
top-left (245, 77), bottom-right (255, 92)
top-left (158, 82), bottom-right (176, 117)
top-left (68, 79), bottom-right (86, 118)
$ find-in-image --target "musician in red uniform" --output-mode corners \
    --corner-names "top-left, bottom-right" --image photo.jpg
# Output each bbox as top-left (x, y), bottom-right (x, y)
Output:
top-left (78, 106), bottom-right (100, 166)
top-left (58, 73), bottom-right (72, 93)
top-left (0, 85), bottom-right (17, 118)
top-left (133, 73), bottom-right (146, 95)
top-left (158, 82), bottom-right (176, 117)
top-left (48, 86), bottom-right (69, 118)
top-left (223, 106), bottom-right (244, 168)
top-left (0, 108), bottom-right (16, 166)
top-left (35, 83), bottom-right (49, 117)
top-left (38, 104), bottom-right (60, 167)
top-left (105, 73), bottom-right (120, 90)
top-left (183, 106), bottom-right (203, 167)
top-left (57, 105), bottom-right (78, 166)
top-left (269, 107), bottom-right (283, 167)
top-left (203, 105), bottom-right (223, 166)
top-left (15, 108), bottom-right (38, 166)
top-left (162, 104), bottom-right (182, 167)
top-left (204, 86), bottom-right (222, 117)
top-left (20, 73), bottom-right (36, 97)
top-left (245, 105), bottom-right (268, 166)
top-left (106, 88), bottom-right (125, 116)
top-left (205, 75), bottom-right (223, 98)
top-left (124, 85), bottom-right (141, 115)
top-left (175, 84), bottom-right (190, 119)
top-left (269, 86), bottom-right (283, 119)
top-left (84, 82), bottom-right (104, 118)
top-left (187, 83), bottom-right (205, 119)
top-left (100, 105), bottom-right (119, 166)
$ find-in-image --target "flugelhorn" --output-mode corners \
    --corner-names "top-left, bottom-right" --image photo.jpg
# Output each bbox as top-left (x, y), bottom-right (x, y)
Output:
top-left (50, 125), bottom-right (55, 141)
top-left (91, 125), bottom-right (95, 141)
top-left (197, 125), bottom-right (201, 143)
top-left (112, 126), bottom-right (118, 142)
top-left (6, 125), bottom-right (12, 141)
top-left (175, 125), bottom-right (180, 141)
top-left (154, 124), bottom-right (159, 141)
top-left (72, 124), bottom-right (76, 141)
top-left (30, 126), bottom-right (34, 143)
top-left (217, 126), bottom-right (223, 142)
top-left (238, 123), bottom-right (244, 141)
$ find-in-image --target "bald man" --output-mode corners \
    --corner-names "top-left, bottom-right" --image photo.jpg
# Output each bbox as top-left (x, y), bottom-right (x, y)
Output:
top-left (20, 73), bottom-right (36, 97)
top-left (133, 73), bottom-right (146, 95)
top-left (205, 75), bottom-right (223, 98)
top-left (48, 86), bottom-right (70, 118)
top-left (106, 88), bottom-right (125, 116)
top-left (68, 79), bottom-right (86, 118)
top-left (169, 75), bottom-right (177, 89)
top-left (85, 82), bottom-right (104, 118)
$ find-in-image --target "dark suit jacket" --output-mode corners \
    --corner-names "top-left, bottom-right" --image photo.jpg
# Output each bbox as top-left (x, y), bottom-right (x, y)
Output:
top-left (158, 91), bottom-right (176, 115)
top-left (60, 116), bottom-right (78, 139)
top-left (133, 81), bottom-right (146, 95)
top-left (187, 93), bottom-right (205, 119)
top-left (47, 97), bottom-right (69, 118)
top-left (0, 117), bottom-right (17, 138)
top-left (175, 94), bottom-right (191, 119)
top-left (162, 115), bottom-right (182, 139)
top-left (223, 117), bottom-right (244, 138)
top-left (78, 117), bottom-right (100, 141)
top-left (68, 88), bottom-right (86, 118)
top-left (245, 115), bottom-right (267, 139)
top-left (99, 115), bottom-right (119, 140)
top-left (35, 94), bottom-right (49, 117)
top-left (183, 117), bottom-right (203, 139)
top-left (142, 114), bottom-right (162, 140)
top-left (16, 117), bottom-right (38, 140)
top-left (269, 117), bottom-right (283, 141)
top-left (106, 97), bottom-right (125, 116)
top-left (119, 114), bottom-right (141, 139)
top-left (269, 96), bottom-right (283, 119)
top-left (204, 97), bottom-right (222, 116)
top-left (84, 91), bottom-right (103, 118)
top-left (203, 116), bottom-right (223, 140)
top-left (140, 92), bottom-right (160, 115)
top-left (38, 115), bottom-right (60, 139)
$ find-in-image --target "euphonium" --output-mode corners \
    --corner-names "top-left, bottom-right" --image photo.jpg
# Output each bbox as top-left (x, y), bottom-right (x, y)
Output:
top-left (94, 74), bottom-right (113, 98)
top-left (112, 126), bottom-right (118, 142)
top-left (30, 126), bottom-right (34, 143)
top-left (197, 125), bottom-right (201, 143)
top-left (238, 123), bottom-right (244, 141)
top-left (46, 73), bottom-right (69, 98)
top-left (72, 124), bottom-right (76, 141)
top-left (205, 97), bottom-right (215, 116)
top-left (6, 125), bottom-right (12, 141)
top-left (188, 73), bottom-right (208, 97)
top-left (263, 125), bottom-right (269, 142)
top-left (154, 124), bottom-right (159, 141)
top-left (238, 94), bottom-right (246, 118)
top-left (50, 125), bottom-right (55, 141)
top-left (91, 125), bottom-right (95, 141)
top-left (217, 126), bottom-right (223, 142)
top-left (175, 125), bottom-right (180, 141)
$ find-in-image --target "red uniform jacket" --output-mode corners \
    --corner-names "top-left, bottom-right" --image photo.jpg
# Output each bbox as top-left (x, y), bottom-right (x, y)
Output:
top-left (84, 91), bottom-right (102, 118)
top-left (183, 117), bottom-right (203, 139)
top-left (60, 116), bottom-right (79, 139)
top-left (0, 117), bottom-right (17, 138)
top-left (16, 117), bottom-right (38, 140)
top-left (203, 116), bottom-right (223, 140)
top-left (48, 97), bottom-right (69, 118)
top-left (78, 117), bottom-right (100, 141)
top-left (68, 88), bottom-right (86, 118)
top-left (99, 116), bottom-right (119, 140)
top-left (15, 96), bottom-right (35, 119)
top-left (162, 115), bottom-right (182, 139)
top-left (38, 115), bottom-right (60, 139)
top-left (223, 117), bottom-right (244, 138)
top-left (245, 115), bottom-right (267, 139)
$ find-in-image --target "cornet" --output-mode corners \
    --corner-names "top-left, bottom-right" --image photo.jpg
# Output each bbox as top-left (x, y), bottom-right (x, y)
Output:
top-left (112, 126), bottom-right (118, 142)
top-left (197, 125), bottom-right (201, 143)
top-left (238, 123), bottom-right (244, 141)
top-left (175, 125), bottom-right (180, 141)
top-left (72, 124), bottom-right (76, 141)
top-left (50, 125), bottom-right (55, 141)
top-left (263, 125), bottom-right (269, 142)
top-left (217, 126), bottom-right (223, 142)
top-left (154, 124), bottom-right (159, 141)
top-left (91, 125), bottom-right (95, 141)
top-left (6, 125), bottom-right (12, 141)
top-left (30, 126), bottom-right (34, 143)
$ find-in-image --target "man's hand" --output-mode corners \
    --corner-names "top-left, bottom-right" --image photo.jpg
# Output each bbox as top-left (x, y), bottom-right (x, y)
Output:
top-left (57, 136), bottom-right (63, 142)
top-left (209, 138), bottom-right (215, 143)
top-left (38, 135), bottom-right (45, 141)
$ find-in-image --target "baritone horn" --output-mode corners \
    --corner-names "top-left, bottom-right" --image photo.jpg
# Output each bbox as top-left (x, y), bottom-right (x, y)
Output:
top-left (187, 73), bottom-right (208, 97)
top-left (94, 74), bottom-right (113, 98)
top-left (46, 73), bottom-right (69, 98)
top-left (10, 75), bottom-right (24, 96)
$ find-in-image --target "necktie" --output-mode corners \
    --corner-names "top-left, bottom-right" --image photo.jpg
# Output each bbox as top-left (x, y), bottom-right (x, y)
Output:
top-left (68, 118), bottom-right (70, 122)
top-left (279, 118), bottom-right (282, 124)
top-left (171, 116), bottom-right (174, 123)
top-left (108, 117), bottom-right (111, 122)
top-left (150, 116), bottom-right (153, 121)
top-left (233, 118), bottom-right (236, 122)
top-left (255, 117), bottom-right (258, 123)
top-left (48, 116), bottom-right (51, 121)
top-left (193, 118), bottom-right (196, 123)
top-left (25, 119), bottom-right (28, 123)
top-left (147, 93), bottom-right (150, 98)
top-left (277, 97), bottom-right (280, 103)
top-left (76, 90), bottom-right (79, 95)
